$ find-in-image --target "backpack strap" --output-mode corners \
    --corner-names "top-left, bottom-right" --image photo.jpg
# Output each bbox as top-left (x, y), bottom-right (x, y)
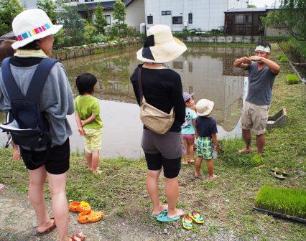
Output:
top-left (26, 58), bottom-right (58, 102)
top-left (1, 57), bottom-right (25, 100)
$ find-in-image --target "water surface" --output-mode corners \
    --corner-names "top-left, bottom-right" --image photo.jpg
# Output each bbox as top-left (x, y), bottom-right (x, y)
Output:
top-left (0, 46), bottom-right (251, 158)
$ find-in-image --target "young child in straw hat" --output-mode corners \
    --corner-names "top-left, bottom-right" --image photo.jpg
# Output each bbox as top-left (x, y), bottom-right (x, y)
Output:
top-left (194, 99), bottom-right (219, 180)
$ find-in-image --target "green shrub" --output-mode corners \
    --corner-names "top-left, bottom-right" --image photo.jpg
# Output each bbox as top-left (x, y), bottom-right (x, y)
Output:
top-left (277, 54), bottom-right (289, 63)
top-left (255, 185), bottom-right (306, 218)
top-left (286, 73), bottom-right (299, 85)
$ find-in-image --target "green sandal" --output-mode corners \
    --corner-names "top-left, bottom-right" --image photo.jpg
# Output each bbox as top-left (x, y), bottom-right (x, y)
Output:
top-left (182, 215), bottom-right (193, 230)
top-left (189, 211), bottom-right (204, 224)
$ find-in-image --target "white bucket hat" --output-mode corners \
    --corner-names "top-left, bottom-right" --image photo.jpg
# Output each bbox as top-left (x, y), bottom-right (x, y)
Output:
top-left (137, 25), bottom-right (187, 63)
top-left (12, 9), bottom-right (62, 49)
top-left (196, 99), bottom-right (215, 116)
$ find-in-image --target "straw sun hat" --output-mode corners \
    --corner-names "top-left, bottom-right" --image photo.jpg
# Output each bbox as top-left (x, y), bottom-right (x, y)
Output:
top-left (11, 9), bottom-right (62, 49)
top-left (196, 99), bottom-right (215, 116)
top-left (137, 25), bottom-right (187, 63)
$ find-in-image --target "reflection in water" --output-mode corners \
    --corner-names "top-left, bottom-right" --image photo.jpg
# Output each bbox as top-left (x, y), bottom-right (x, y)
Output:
top-left (0, 46), bottom-right (252, 158)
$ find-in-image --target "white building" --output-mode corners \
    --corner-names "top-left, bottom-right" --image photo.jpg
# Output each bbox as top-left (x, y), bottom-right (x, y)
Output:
top-left (63, 0), bottom-right (145, 31)
top-left (144, 0), bottom-right (248, 31)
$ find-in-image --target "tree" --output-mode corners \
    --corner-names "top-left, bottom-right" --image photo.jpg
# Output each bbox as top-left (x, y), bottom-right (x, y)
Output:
top-left (262, 0), bottom-right (306, 40)
top-left (113, 0), bottom-right (126, 25)
top-left (112, 0), bottom-right (127, 37)
top-left (94, 5), bottom-right (107, 34)
top-left (57, 5), bottom-right (85, 46)
top-left (37, 0), bottom-right (57, 23)
top-left (0, 0), bottom-right (23, 36)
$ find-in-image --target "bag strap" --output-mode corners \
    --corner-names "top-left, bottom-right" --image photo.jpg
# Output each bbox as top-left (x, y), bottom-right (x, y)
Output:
top-left (26, 58), bottom-right (58, 102)
top-left (137, 66), bottom-right (144, 102)
top-left (2, 57), bottom-right (58, 103)
top-left (1, 57), bottom-right (25, 100)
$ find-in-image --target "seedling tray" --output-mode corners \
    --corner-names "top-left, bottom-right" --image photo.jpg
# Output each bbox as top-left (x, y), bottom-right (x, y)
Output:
top-left (253, 207), bottom-right (306, 224)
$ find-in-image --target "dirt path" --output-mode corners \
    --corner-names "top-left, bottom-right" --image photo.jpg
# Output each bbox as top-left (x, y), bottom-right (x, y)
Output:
top-left (0, 188), bottom-right (164, 241)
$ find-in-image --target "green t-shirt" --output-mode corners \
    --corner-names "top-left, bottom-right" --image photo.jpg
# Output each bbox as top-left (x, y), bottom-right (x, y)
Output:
top-left (74, 95), bottom-right (103, 130)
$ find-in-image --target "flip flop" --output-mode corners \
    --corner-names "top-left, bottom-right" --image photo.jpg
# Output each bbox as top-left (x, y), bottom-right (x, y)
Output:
top-left (238, 148), bottom-right (252, 154)
top-left (69, 201), bottom-right (91, 214)
top-left (182, 214), bottom-right (193, 230)
top-left (78, 210), bottom-right (104, 224)
top-left (188, 211), bottom-right (204, 224)
top-left (271, 171), bottom-right (286, 180)
top-left (152, 209), bottom-right (168, 218)
top-left (156, 213), bottom-right (180, 223)
top-left (271, 168), bottom-right (288, 176)
top-left (34, 218), bottom-right (56, 236)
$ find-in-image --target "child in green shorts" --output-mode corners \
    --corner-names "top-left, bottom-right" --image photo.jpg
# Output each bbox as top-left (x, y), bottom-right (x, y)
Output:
top-left (75, 73), bottom-right (103, 174)
top-left (194, 99), bottom-right (219, 180)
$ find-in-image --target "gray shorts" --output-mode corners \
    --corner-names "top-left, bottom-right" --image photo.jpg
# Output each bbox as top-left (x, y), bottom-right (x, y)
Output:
top-left (142, 129), bottom-right (182, 159)
top-left (241, 101), bottom-right (269, 135)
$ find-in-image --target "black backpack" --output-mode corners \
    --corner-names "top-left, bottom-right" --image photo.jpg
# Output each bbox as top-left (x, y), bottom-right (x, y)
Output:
top-left (0, 57), bottom-right (58, 149)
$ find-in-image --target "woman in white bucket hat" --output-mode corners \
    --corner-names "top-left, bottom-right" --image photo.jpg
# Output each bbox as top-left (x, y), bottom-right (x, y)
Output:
top-left (0, 9), bottom-right (85, 241)
top-left (130, 25), bottom-right (186, 222)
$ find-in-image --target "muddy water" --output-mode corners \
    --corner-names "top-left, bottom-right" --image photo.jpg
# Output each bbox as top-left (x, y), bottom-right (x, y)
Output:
top-left (0, 46), bottom-right (252, 158)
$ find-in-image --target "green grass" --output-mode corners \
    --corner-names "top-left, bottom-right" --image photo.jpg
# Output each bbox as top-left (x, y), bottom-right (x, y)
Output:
top-left (256, 185), bottom-right (306, 218)
top-left (286, 73), bottom-right (300, 84)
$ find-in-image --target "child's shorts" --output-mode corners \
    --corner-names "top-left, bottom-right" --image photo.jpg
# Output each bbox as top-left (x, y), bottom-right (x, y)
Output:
top-left (195, 137), bottom-right (213, 160)
top-left (181, 134), bottom-right (195, 145)
top-left (84, 128), bottom-right (102, 153)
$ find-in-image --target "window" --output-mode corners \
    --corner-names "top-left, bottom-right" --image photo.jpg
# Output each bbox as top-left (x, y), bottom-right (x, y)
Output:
top-left (105, 15), bottom-right (111, 25)
top-left (188, 13), bottom-right (193, 24)
top-left (161, 11), bottom-right (171, 15)
top-left (147, 15), bottom-right (153, 24)
top-left (172, 16), bottom-right (183, 24)
top-left (235, 14), bottom-right (244, 24)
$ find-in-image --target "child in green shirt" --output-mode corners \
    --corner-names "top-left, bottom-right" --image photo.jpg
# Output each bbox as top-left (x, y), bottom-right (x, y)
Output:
top-left (75, 73), bottom-right (103, 174)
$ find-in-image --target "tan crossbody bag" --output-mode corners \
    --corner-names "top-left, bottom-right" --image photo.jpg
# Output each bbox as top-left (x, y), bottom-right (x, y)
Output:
top-left (138, 67), bottom-right (175, 134)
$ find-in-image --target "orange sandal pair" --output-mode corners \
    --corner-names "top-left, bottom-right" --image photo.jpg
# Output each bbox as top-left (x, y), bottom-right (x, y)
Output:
top-left (77, 210), bottom-right (104, 224)
top-left (69, 201), bottom-right (91, 214)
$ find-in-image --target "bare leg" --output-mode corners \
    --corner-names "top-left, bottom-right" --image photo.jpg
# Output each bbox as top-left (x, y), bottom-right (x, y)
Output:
top-left (206, 159), bottom-right (215, 178)
top-left (165, 177), bottom-right (184, 217)
top-left (147, 170), bottom-right (166, 215)
top-left (240, 129), bottom-right (252, 153)
top-left (256, 134), bottom-right (265, 154)
top-left (187, 143), bottom-right (194, 163)
top-left (28, 166), bottom-right (51, 231)
top-left (91, 150), bottom-right (100, 172)
top-left (85, 152), bottom-right (92, 170)
top-left (182, 139), bottom-right (188, 164)
top-left (48, 172), bottom-right (69, 241)
top-left (194, 157), bottom-right (203, 177)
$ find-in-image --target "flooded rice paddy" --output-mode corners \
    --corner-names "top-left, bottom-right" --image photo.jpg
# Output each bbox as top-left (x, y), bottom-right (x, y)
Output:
top-left (0, 45), bottom-right (252, 158)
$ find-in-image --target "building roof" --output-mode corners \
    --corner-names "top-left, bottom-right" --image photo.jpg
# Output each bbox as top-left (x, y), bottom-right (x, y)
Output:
top-left (77, 0), bottom-right (135, 12)
top-left (225, 7), bottom-right (267, 13)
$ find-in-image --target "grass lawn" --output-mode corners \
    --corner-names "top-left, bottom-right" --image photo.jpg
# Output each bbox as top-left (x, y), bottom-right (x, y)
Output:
top-left (0, 43), bottom-right (305, 240)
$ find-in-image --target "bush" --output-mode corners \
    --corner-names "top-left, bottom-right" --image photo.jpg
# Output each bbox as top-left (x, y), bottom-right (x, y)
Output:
top-left (277, 54), bottom-right (289, 63)
top-left (286, 73), bottom-right (299, 84)
top-left (255, 185), bottom-right (306, 218)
